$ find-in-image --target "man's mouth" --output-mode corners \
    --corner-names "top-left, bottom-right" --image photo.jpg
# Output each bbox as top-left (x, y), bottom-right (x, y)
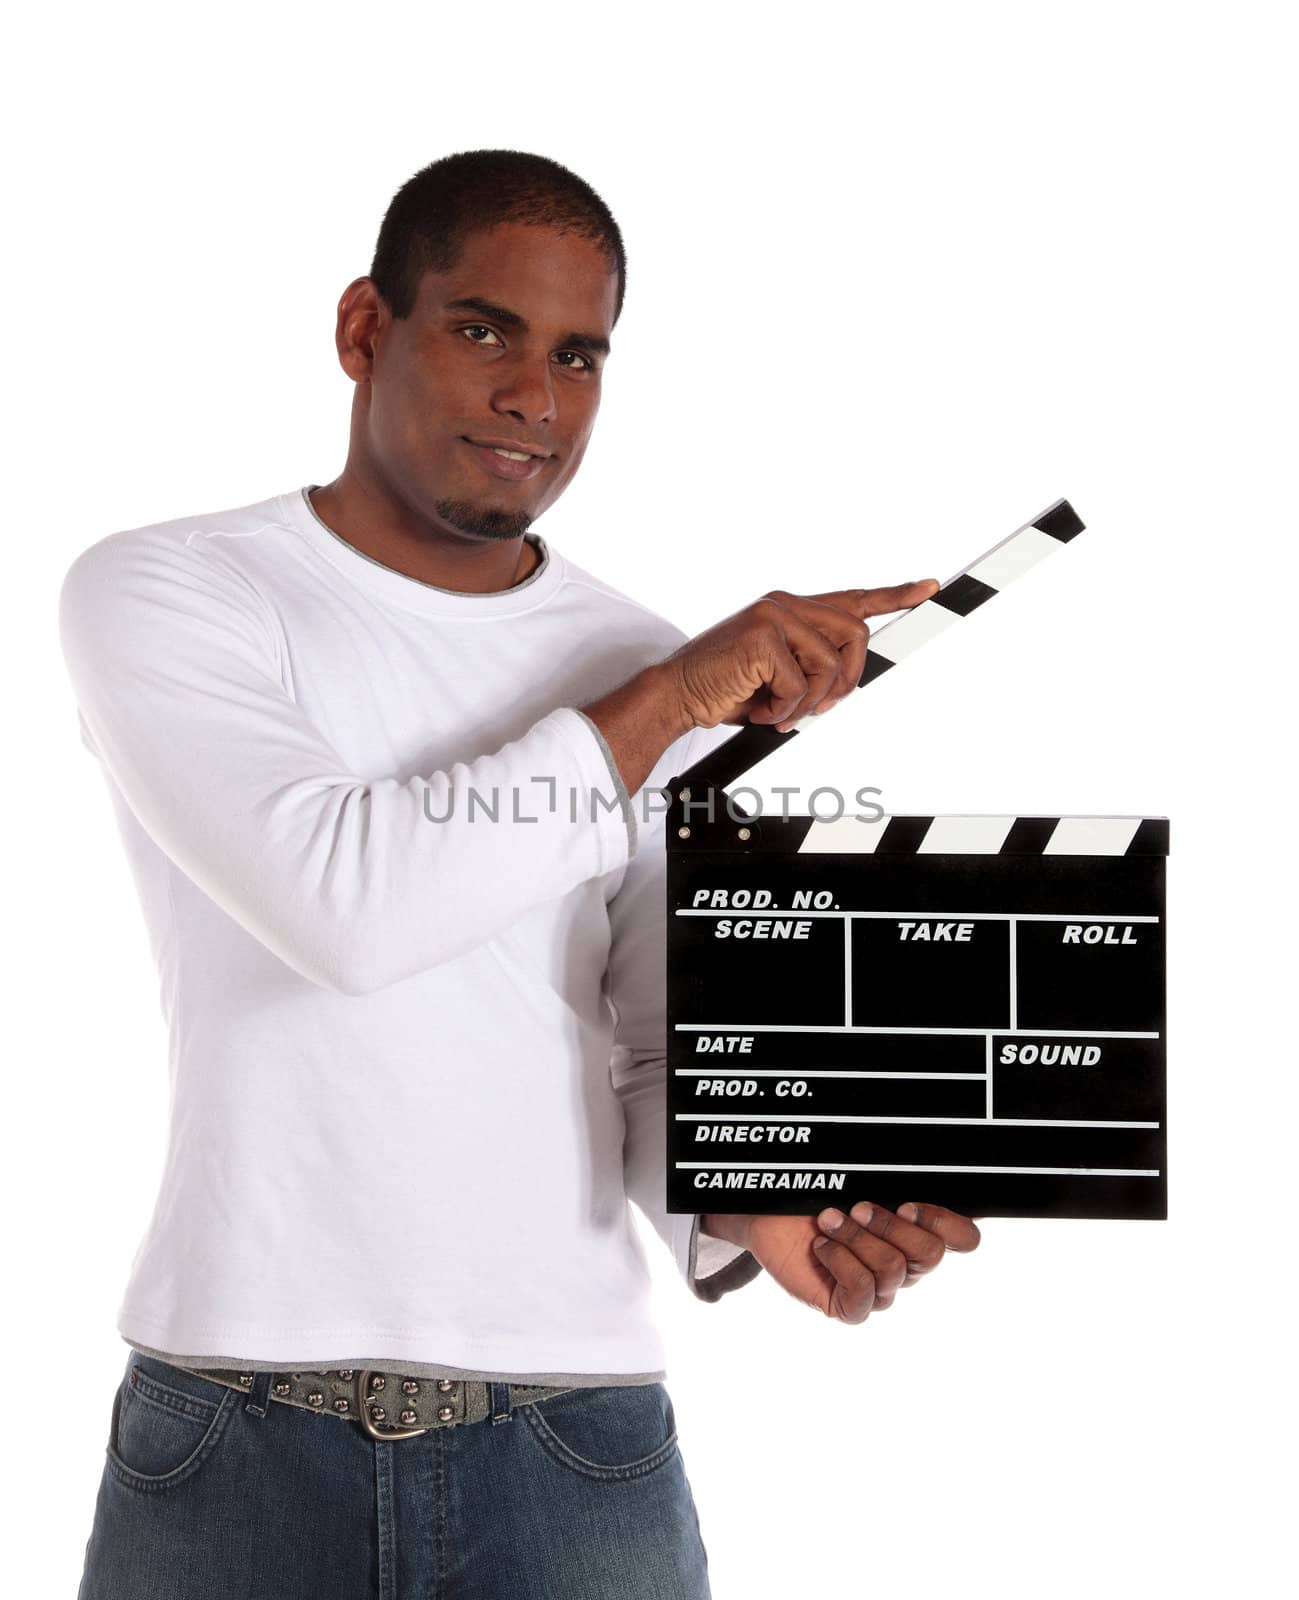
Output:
top-left (461, 437), bottom-right (552, 483)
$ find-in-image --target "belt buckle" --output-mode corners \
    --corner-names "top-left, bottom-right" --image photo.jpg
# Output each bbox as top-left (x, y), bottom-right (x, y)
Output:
top-left (356, 1370), bottom-right (431, 1440)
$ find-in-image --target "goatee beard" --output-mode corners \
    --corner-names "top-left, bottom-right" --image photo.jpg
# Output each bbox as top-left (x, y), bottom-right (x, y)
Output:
top-left (433, 498), bottom-right (533, 541)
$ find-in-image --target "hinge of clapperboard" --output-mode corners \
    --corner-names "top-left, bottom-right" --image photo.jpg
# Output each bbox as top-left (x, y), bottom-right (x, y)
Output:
top-left (666, 497), bottom-right (1086, 850)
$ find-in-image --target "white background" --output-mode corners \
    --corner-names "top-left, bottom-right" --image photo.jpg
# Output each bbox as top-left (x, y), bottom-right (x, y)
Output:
top-left (5, 2), bottom-right (1296, 1594)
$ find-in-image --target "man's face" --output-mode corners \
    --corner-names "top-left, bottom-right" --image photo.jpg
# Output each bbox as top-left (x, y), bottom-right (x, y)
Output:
top-left (359, 221), bottom-right (617, 543)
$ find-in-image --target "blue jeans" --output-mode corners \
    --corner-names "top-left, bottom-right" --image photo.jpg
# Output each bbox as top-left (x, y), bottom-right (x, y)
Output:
top-left (78, 1351), bottom-right (713, 1598)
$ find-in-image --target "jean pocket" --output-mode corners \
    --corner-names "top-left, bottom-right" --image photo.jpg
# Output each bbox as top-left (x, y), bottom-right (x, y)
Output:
top-left (106, 1355), bottom-right (238, 1492)
top-left (519, 1382), bottom-right (680, 1482)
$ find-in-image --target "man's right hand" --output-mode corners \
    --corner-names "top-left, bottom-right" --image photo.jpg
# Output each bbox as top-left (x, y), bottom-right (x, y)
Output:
top-left (659, 580), bottom-right (940, 736)
top-left (581, 579), bottom-right (940, 800)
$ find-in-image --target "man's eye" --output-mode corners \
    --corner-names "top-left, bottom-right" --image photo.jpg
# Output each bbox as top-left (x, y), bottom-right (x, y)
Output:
top-left (460, 327), bottom-right (593, 372)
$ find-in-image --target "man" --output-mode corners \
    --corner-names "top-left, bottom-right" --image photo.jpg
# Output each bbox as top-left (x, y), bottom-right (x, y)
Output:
top-left (62, 148), bottom-right (980, 1598)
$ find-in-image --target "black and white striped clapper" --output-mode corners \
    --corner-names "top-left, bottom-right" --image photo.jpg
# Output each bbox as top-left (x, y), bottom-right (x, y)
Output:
top-left (679, 497), bottom-right (1086, 796)
top-left (664, 812), bottom-right (1168, 1221)
top-left (852, 497), bottom-right (1085, 689)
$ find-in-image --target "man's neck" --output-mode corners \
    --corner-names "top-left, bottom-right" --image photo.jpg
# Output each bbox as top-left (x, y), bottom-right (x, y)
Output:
top-left (307, 479), bottom-right (540, 594)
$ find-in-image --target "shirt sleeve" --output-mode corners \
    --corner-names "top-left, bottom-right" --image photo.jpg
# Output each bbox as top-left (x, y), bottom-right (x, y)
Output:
top-left (57, 530), bottom-right (634, 996)
top-left (604, 718), bottom-right (765, 1303)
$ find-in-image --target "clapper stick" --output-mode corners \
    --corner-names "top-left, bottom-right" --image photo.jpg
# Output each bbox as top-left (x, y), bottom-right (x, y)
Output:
top-left (675, 497), bottom-right (1085, 795)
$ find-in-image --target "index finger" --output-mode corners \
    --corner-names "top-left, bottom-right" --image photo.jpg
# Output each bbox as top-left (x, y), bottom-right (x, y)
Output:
top-left (896, 1202), bottom-right (982, 1252)
top-left (805, 579), bottom-right (940, 619)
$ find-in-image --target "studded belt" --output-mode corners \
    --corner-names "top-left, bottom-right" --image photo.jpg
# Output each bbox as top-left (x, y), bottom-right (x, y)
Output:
top-left (179, 1366), bottom-right (574, 1440)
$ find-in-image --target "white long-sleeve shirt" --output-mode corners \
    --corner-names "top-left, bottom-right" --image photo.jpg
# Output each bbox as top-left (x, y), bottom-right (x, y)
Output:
top-left (58, 483), bottom-right (761, 1385)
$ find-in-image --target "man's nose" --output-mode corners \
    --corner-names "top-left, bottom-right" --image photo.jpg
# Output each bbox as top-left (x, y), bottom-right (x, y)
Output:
top-left (491, 358), bottom-right (558, 425)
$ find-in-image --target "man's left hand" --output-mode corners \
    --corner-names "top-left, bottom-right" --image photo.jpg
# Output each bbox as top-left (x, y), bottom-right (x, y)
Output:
top-left (704, 1202), bottom-right (981, 1323)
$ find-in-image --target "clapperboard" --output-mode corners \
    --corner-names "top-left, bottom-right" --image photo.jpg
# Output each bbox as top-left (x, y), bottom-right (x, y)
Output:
top-left (664, 500), bottom-right (1168, 1221)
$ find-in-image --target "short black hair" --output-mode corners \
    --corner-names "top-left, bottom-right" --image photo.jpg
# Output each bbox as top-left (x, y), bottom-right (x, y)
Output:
top-left (369, 148), bottom-right (626, 325)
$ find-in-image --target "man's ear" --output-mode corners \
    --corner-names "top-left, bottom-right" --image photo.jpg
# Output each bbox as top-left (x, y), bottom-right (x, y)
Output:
top-left (335, 276), bottom-right (384, 382)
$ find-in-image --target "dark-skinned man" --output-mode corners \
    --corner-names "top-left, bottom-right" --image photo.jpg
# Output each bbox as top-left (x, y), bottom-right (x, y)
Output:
top-left (63, 148), bottom-right (979, 1600)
